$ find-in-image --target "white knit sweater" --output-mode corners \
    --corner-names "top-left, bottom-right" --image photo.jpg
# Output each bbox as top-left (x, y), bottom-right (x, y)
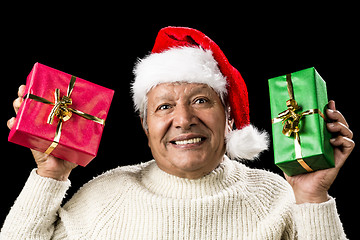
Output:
top-left (1, 156), bottom-right (347, 239)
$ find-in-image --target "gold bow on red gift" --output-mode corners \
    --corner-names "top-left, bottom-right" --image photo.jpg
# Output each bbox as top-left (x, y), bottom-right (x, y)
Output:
top-left (24, 76), bottom-right (105, 155)
top-left (272, 74), bottom-right (327, 172)
top-left (47, 88), bottom-right (73, 124)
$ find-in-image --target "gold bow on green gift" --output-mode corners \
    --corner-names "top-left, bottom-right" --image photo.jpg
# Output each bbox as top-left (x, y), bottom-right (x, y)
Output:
top-left (277, 99), bottom-right (302, 137)
top-left (272, 74), bottom-right (327, 172)
top-left (24, 76), bottom-right (105, 155)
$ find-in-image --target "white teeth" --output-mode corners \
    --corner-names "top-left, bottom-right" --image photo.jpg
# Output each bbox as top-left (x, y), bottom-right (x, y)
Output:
top-left (174, 137), bottom-right (202, 145)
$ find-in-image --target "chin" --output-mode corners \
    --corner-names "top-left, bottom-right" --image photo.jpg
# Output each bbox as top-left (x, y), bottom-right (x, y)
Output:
top-left (170, 152), bottom-right (220, 173)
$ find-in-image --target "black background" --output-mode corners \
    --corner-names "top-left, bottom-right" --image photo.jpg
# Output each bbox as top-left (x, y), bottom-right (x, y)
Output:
top-left (1, 14), bottom-right (358, 238)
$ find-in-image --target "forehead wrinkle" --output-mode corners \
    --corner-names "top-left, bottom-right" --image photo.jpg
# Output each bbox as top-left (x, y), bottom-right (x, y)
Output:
top-left (150, 88), bottom-right (178, 103)
top-left (150, 83), bottom-right (216, 102)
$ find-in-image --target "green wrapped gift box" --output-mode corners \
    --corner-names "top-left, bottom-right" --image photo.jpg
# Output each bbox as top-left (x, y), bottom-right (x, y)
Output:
top-left (268, 67), bottom-right (334, 176)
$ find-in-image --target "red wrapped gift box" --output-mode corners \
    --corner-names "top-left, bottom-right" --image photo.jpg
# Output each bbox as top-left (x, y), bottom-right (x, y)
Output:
top-left (8, 63), bottom-right (114, 166)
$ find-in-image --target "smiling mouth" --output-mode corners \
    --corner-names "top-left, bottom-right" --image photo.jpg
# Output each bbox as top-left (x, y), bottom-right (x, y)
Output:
top-left (173, 137), bottom-right (203, 145)
top-left (169, 137), bottom-right (206, 146)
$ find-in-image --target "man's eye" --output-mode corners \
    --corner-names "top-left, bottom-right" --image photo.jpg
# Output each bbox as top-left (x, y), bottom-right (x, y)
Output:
top-left (194, 98), bottom-right (208, 104)
top-left (157, 104), bottom-right (171, 111)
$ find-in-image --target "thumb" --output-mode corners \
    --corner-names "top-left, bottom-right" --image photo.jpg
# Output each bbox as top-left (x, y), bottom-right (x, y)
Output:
top-left (327, 100), bottom-right (336, 111)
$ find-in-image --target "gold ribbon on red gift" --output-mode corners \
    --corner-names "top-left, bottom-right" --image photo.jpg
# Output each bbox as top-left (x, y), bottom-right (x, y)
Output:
top-left (271, 74), bottom-right (327, 172)
top-left (24, 76), bottom-right (105, 155)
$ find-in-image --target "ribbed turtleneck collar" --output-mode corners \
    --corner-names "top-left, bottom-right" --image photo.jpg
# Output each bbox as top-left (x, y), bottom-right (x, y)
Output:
top-left (141, 156), bottom-right (244, 199)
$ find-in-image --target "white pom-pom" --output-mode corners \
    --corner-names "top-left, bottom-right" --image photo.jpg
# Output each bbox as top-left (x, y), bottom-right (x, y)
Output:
top-left (225, 125), bottom-right (269, 160)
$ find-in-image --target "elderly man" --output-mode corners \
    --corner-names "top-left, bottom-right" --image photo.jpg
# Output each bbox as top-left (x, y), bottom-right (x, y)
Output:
top-left (2, 27), bottom-right (354, 239)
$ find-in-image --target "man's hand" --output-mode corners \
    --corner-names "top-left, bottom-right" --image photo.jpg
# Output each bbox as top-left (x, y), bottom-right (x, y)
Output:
top-left (285, 100), bottom-right (355, 204)
top-left (7, 85), bottom-right (77, 181)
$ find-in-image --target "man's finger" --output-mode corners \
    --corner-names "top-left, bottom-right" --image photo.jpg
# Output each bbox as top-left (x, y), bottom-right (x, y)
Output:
top-left (13, 97), bottom-right (22, 114)
top-left (7, 117), bottom-right (15, 130)
top-left (18, 85), bottom-right (26, 98)
top-left (330, 136), bottom-right (355, 154)
top-left (327, 122), bottom-right (353, 139)
top-left (327, 100), bottom-right (336, 111)
top-left (326, 101), bottom-right (349, 128)
top-left (330, 136), bottom-right (355, 168)
top-left (326, 109), bottom-right (348, 127)
top-left (331, 135), bottom-right (354, 146)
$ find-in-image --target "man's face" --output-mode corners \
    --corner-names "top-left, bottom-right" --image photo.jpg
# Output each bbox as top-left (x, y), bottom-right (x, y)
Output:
top-left (144, 82), bottom-right (227, 179)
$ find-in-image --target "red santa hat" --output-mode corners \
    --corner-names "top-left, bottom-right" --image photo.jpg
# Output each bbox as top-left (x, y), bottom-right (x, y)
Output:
top-left (132, 26), bottom-right (268, 160)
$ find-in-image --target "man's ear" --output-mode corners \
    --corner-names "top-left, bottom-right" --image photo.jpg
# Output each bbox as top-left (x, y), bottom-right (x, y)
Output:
top-left (140, 117), bottom-right (149, 137)
top-left (226, 118), bottom-right (235, 135)
top-left (140, 118), bottom-right (151, 148)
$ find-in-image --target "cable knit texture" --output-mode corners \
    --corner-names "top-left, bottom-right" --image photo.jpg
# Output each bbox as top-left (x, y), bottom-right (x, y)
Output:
top-left (1, 157), bottom-right (347, 239)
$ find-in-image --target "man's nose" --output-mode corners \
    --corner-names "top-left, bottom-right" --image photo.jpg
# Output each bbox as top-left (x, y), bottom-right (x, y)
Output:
top-left (172, 105), bottom-right (197, 130)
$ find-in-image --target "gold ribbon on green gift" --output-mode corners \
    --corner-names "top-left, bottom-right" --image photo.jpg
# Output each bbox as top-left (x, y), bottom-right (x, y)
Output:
top-left (24, 76), bottom-right (105, 155)
top-left (271, 74), bottom-right (327, 172)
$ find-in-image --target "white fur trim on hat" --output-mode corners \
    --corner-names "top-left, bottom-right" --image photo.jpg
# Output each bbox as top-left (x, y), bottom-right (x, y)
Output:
top-left (225, 125), bottom-right (269, 160)
top-left (132, 47), bottom-right (228, 115)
